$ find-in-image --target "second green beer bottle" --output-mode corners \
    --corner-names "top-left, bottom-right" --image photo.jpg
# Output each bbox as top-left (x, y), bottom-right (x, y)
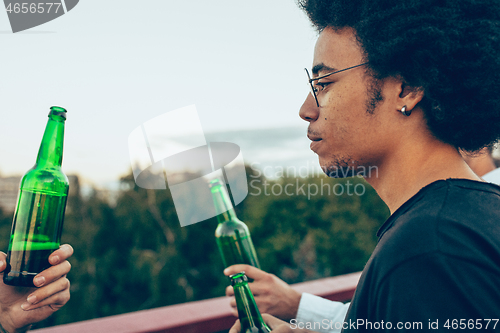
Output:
top-left (3, 106), bottom-right (69, 287)
top-left (210, 179), bottom-right (260, 269)
top-left (230, 272), bottom-right (271, 333)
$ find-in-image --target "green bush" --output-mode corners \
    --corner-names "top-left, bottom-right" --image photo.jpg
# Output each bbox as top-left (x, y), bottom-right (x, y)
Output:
top-left (13, 167), bottom-right (389, 329)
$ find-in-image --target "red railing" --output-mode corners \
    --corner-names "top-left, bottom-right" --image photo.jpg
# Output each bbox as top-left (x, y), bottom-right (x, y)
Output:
top-left (32, 272), bottom-right (361, 333)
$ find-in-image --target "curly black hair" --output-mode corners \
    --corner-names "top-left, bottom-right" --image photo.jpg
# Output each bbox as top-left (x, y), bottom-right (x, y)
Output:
top-left (298, 0), bottom-right (500, 151)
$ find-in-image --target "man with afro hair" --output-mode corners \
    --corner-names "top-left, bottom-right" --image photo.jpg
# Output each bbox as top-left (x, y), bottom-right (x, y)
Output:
top-left (229, 0), bottom-right (500, 332)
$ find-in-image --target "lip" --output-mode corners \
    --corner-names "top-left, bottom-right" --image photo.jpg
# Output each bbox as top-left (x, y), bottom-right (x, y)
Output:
top-left (310, 140), bottom-right (323, 153)
top-left (307, 134), bottom-right (323, 153)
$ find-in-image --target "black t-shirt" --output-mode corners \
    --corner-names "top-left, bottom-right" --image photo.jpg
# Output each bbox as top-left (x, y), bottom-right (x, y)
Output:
top-left (343, 179), bottom-right (500, 332)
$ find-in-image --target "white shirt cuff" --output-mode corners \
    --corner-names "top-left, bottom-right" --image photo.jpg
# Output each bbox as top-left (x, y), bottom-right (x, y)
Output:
top-left (295, 293), bottom-right (350, 333)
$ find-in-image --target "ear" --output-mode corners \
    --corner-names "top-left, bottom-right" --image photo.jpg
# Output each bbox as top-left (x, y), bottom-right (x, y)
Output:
top-left (398, 82), bottom-right (424, 112)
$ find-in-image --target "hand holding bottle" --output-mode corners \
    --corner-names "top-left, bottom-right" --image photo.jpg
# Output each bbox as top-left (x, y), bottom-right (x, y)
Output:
top-left (0, 244), bottom-right (73, 333)
top-left (4, 106), bottom-right (69, 287)
top-left (225, 264), bottom-right (302, 321)
top-left (229, 272), bottom-right (271, 333)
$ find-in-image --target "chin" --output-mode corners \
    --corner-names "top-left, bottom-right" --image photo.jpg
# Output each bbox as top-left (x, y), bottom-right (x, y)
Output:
top-left (322, 165), bottom-right (358, 178)
top-left (320, 157), bottom-right (360, 178)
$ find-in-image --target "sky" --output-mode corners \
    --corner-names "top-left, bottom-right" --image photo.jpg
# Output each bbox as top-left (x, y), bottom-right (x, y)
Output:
top-left (0, 0), bottom-right (319, 187)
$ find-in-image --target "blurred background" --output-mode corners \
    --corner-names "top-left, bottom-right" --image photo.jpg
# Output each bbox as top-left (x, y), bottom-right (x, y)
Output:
top-left (0, 0), bottom-right (390, 330)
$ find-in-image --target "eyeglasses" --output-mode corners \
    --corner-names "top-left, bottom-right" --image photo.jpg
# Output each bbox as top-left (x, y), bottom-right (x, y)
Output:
top-left (305, 62), bottom-right (369, 107)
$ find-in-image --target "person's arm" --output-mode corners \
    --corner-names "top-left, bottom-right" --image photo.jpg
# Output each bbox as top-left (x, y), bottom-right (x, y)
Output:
top-left (0, 244), bottom-right (73, 333)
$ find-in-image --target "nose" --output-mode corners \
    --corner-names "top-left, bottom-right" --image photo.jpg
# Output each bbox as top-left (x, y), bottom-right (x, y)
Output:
top-left (299, 93), bottom-right (319, 123)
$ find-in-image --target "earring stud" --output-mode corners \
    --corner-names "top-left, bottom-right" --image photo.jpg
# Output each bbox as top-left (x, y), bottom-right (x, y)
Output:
top-left (401, 105), bottom-right (412, 116)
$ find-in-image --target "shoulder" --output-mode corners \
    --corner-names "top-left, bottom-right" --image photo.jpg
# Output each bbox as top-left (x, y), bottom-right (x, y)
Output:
top-left (346, 180), bottom-right (500, 323)
top-left (389, 179), bottom-right (500, 236)
top-left (376, 179), bottom-right (500, 270)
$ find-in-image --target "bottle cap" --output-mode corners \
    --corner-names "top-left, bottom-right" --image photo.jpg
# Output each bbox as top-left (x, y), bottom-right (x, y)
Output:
top-left (49, 106), bottom-right (67, 119)
top-left (209, 178), bottom-right (224, 189)
top-left (229, 272), bottom-right (248, 286)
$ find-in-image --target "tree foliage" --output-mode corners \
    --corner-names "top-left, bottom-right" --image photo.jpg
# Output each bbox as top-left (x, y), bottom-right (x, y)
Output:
top-left (0, 167), bottom-right (389, 329)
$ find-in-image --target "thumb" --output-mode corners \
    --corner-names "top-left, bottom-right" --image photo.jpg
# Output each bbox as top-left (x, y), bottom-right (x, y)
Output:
top-left (224, 264), bottom-right (253, 276)
top-left (262, 314), bottom-right (288, 330)
top-left (0, 251), bottom-right (7, 273)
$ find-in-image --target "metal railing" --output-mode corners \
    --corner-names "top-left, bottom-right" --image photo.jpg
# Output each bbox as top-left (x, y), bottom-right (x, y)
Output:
top-left (32, 271), bottom-right (361, 333)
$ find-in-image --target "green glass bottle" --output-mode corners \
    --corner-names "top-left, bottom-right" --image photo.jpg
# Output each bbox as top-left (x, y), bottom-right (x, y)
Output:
top-left (210, 179), bottom-right (260, 269)
top-left (3, 106), bottom-right (69, 287)
top-left (230, 272), bottom-right (271, 333)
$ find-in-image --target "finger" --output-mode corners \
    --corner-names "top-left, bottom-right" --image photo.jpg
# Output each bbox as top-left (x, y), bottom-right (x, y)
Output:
top-left (229, 297), bottom-right (237, 309)
top-left (28, 275), bottom-right (70, 304)
top-left (225, 285), bottom-right (235, 297)
top-left (228, 319), bottom-right (241, 333)
top-left (22, 286), bottom-right (70, 311)
top-left (25, 275), bottom-right (70, 305)
top-left (33, 260), bottom-right (71, 287)
top-left (48, 244), bottom-right (74, 265)
top-left (224, 264), bottom-right (252, 276)
top-left (225, 287), bottom-right (238, 316)
top-left (0, 251), bottom-right (6, 273)
top-left (224, 265), bottom-right (266, 280)
top-left (22, 277), bottom-right (70, 310)
top-left (262, 314), bottom-right (287, 330)
top-left (243, 280), bottom-right (272, 296)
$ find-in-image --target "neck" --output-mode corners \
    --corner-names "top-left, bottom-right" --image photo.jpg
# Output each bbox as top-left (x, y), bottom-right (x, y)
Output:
top-left (211, 182), bottom-right (237, 223)
top-left (462, 149), bottom-right (496, 177)
top-left (365, 140), bottom-right (481, 215)
top-left (234, 283), bottom-right (266, 330)
top-left (36, 116), bottom-right (65, 167)
top-left (216, 207), bottom-right (237, 224)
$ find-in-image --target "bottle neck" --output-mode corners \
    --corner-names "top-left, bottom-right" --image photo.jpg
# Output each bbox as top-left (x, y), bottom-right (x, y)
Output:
top-left (210, 181), bottom-right (237, 223)
top-left (234, 281), bottom-right (268, 331)
top-left (36, 111), bottom-right (66, 168)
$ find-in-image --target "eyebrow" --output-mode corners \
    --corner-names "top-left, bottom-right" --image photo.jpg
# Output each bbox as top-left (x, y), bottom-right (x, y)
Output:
top-left (312, 63), bottom-right (337, 75)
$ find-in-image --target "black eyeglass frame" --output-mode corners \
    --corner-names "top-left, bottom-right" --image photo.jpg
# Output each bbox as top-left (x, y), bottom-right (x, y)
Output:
top-left (305, 62), bottom-right (369, 107)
